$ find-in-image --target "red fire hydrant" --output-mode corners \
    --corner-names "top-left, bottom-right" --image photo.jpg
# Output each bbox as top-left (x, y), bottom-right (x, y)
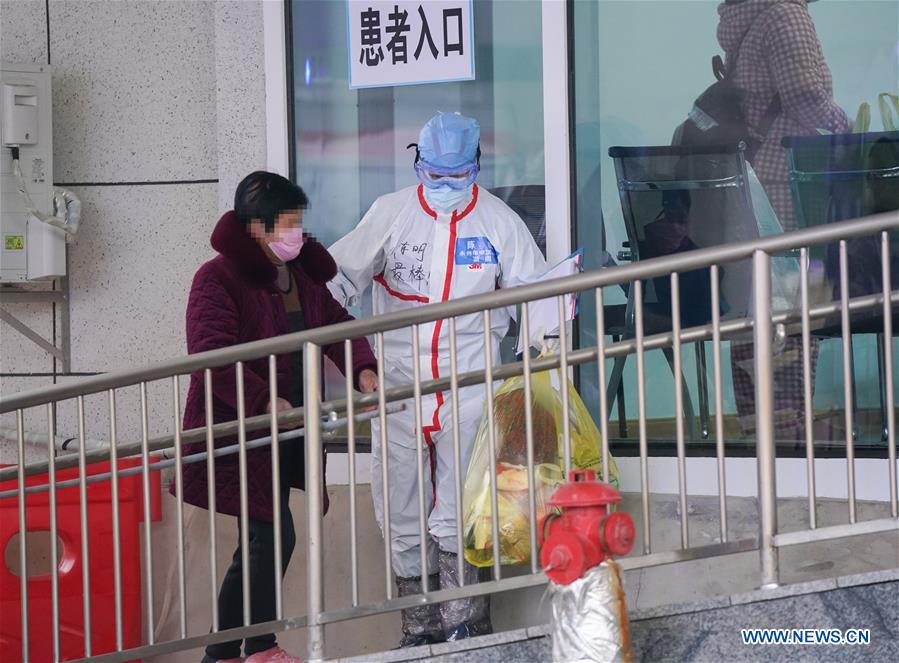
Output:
top-left (539, 469), bottom-right (635, 585)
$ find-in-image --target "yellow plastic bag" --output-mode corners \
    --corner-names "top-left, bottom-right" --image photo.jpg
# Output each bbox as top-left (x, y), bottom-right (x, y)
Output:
top-left (462, 364), bottom-right (619, 567)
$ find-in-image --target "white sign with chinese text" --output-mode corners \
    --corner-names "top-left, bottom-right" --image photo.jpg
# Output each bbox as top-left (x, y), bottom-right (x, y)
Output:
top-left (347, 0), bottom-right (475, 89)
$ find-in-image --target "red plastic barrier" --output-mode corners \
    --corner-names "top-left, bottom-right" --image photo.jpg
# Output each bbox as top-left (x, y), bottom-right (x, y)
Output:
top-left (0, 458), bottom-right (161, 662)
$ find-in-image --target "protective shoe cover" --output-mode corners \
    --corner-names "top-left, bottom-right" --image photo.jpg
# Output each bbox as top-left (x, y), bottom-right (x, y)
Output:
top-left (396, 574), bottom-right (444, 648)
top-left (438, 550), bottom-right (493, 641)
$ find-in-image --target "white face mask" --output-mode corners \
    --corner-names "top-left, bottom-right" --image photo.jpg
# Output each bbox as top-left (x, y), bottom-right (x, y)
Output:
top-left (424, 184), bottom-right (473, 213)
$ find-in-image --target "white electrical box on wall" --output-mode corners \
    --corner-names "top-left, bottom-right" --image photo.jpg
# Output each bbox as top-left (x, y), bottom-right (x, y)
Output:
top-left (0, 63), bottom-right (65, 282)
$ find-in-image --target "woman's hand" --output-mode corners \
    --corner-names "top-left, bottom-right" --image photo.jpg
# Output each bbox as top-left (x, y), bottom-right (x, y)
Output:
top-left (266, 397), bottom-right (298, 429)
top-left (358, 369), bottom-right (379, 394)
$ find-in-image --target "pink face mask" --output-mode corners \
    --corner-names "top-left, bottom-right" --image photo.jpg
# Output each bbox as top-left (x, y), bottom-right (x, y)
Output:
top-left (268, 226), bottom-right (304, 262)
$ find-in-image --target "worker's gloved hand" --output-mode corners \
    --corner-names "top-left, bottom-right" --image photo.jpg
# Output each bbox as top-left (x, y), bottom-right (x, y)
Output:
top-left (540, 335), bottom-right (561, 356)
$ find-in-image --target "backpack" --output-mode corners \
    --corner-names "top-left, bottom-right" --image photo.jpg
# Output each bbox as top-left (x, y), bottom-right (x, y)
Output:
top-left (673, 15), bottom-right (780, 160)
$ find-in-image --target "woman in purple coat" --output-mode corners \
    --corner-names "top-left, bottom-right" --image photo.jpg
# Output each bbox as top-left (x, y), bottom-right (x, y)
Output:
top-left (179, 172), bottom-right (378, 663)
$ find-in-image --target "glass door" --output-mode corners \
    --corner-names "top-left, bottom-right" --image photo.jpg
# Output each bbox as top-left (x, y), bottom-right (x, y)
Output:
top-left (289, 0), bottom-right (547, 251)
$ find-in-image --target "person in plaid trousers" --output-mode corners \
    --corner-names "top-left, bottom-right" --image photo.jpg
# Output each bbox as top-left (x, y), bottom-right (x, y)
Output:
top-left (717, 0), bottom-right (850, 439)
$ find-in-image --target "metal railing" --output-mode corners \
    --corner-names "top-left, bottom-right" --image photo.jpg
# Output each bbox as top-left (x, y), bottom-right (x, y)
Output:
top-left (0, 211), bottom-right (896, 663)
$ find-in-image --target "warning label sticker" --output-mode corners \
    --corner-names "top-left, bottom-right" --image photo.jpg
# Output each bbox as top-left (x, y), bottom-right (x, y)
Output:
top-left (4, 235), bottom-right (25, 251)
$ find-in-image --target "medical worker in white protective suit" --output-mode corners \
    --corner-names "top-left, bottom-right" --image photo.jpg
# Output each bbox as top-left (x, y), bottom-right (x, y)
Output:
top-left (328, 112), bottom-right (548, 646)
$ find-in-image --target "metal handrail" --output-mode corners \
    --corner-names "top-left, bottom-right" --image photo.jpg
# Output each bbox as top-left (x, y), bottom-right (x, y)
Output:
top-left (2, 211), bottom-right (896, 663)
top-left (3, 286), bottom-right (893, 486)
top-left (1, 210), bottom-right (897, 414)
top-left (0, 405), bottom-right (405, 499)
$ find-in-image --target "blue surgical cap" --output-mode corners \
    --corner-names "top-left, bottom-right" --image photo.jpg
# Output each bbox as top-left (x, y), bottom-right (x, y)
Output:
top-left (417, 112), bottom-right (480, 172)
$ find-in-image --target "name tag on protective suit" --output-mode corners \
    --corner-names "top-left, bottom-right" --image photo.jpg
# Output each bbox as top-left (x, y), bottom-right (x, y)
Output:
top-left (454, 236), bottom-right (498, 265)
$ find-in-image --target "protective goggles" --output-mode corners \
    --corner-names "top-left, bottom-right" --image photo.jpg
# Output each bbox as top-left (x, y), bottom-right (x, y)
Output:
top-left (414, 160), bottom-right (480, 190)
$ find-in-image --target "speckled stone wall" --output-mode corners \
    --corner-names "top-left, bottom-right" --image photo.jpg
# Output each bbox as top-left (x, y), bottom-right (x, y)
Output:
top-left (1, 0), bottom-right (266, 446)
top-left (214, 0), bottom-right (267, 213)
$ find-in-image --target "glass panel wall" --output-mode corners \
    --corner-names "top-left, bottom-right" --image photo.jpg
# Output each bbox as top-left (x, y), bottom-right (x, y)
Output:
top-left (288, 0), bottom-right (898, 451)
top-left (573, 0), bottom-right (899, 451)
top-left (290, 0), bottom-right (545, 251)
